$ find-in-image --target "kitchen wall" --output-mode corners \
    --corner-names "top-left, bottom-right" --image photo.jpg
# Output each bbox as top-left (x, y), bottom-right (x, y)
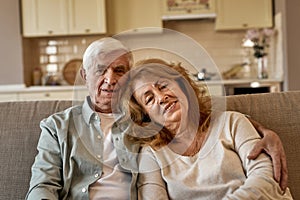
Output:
top-left (0, 0), bottom-right (24, 85)
top-left (285, 0), bottom-right (300, 90)
top-left (22, 35), bottom-right (102, 86)
top-left (24, 18), bottom-right (280, 86)
top-left (1, 0), bottom-right (299, 90)
top-left (163, 19), bottom-right (278, 77)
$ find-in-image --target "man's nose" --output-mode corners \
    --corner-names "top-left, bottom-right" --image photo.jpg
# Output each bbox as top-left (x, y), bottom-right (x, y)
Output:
top-left (103, 69), bottom-right (117, 85)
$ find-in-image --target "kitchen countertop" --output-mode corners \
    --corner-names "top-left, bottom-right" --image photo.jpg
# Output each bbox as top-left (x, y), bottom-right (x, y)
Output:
top-left (0, 78), bottom-right (283, 94)
top-left (196, 78), bottom-right (283, 85)
top-left (0, 84), bottom-right (86, 94)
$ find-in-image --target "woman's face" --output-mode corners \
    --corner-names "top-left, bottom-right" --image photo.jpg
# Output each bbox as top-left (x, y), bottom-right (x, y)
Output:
top-left (132, 75), bottom-right (188, 133)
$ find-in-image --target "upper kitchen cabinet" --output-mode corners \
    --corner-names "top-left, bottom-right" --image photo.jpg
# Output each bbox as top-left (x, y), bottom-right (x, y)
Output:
top-left (21, 0), bottom-right (106, 37)
top-left (215, 0), bottom-right (273, 30)
top-left (106, 0), bottom-right (162, 34)
top-left (68, 0), bottom-right (106, 35)
top-left (21, 0), bottom-right (68, 36)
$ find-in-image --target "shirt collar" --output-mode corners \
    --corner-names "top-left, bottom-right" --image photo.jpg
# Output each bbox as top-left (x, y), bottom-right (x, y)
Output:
top-left (82, 96), bottom-right (125, 124)
top-left (82, 96), bottom-right (98, 124)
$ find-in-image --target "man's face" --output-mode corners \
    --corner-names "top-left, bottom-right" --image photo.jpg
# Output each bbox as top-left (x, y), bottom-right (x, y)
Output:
top-left (83, 52), bottom-right (131, 113)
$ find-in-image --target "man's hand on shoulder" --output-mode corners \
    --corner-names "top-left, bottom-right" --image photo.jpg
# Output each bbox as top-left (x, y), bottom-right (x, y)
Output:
top-left (247, 118), bottom-right (288, 192)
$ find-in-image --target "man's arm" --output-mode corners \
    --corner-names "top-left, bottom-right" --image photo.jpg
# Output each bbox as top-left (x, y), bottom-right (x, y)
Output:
top-left (247, 118), bottom-right (288, 191)
top-left (26, 120), bottom-right (62, 200)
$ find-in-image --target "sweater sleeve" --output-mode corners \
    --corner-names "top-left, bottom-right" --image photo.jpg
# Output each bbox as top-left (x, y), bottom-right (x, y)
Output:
top-left (225, 112), bottom-right (293, 200)
top-left (137, 147), bottom-right (169, 200)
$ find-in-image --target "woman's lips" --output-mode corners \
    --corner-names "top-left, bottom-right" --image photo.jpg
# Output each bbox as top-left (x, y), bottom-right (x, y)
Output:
top-left (163, 100), bottom-right (178, 114)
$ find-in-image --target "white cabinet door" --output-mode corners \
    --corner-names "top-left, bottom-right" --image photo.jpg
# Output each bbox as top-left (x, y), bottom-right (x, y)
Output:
top-left (107, 0), bottom-right (162, 34)
top-left (21, 0), bottom-right (68, 37)
top-left (215, 0), bottom-right (273, 30)
top-left (21, 0), bottom-right (106, 37)
top-left (68, 0), bottom-right (106, 34)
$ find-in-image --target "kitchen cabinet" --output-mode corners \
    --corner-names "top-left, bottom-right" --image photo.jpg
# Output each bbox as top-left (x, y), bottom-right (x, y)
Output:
top-left (215, 0), bottom-right (273, 30)
top-left (68, 0), bottom-right (106, 35)
top-left (21, 0), bottom-right (68, 36)
top-left (21, 0), bottom-right (106, 37)
top-left (106, 0), bottom-right (162, 34)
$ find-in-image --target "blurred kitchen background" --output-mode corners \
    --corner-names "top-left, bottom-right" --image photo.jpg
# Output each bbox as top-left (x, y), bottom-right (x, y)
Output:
top-left (0, 0), bottom-right (299, 101)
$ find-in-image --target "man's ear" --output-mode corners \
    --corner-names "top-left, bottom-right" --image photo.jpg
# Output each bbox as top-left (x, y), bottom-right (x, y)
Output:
top-left (80, 67), bottom-right (87, 81)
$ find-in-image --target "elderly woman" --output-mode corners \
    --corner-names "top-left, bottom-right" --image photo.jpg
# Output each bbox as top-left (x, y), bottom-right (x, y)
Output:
top-left (114, 58), bottom-right (293, 200)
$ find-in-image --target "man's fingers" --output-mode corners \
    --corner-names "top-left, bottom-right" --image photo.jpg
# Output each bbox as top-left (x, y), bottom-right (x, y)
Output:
top-left (247, 141), bottom-right (264, 160)
top-left (270, 153), bottom-right (281, 183)
top-left (270, 150), bottom-right (288, 192)
top-left (280, 154), bottom-right (288, 191)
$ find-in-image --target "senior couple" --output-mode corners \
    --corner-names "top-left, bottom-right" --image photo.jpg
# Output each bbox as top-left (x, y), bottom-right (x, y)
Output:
top-left (26, 37), bottom-right (292, 199)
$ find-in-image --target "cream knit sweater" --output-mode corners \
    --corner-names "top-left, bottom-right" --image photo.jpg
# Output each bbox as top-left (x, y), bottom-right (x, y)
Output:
top-left (138, 111), bottom-right (293, 200)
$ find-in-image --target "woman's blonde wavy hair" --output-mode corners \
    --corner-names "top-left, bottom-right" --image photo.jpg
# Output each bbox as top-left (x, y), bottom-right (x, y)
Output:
top-left (117, 58), bottom-right (212, 150)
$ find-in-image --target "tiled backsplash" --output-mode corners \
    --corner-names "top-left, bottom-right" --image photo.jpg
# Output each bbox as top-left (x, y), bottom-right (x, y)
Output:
top-left (23, 19), bottom-right (279, 86)
top-left (23, 35), bottom-right (102, 86)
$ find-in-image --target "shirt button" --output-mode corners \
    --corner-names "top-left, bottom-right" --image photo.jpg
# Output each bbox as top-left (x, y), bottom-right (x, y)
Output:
top-left (97, 155), bottom-right (101, 159)
top-left (115, 137), bottom-right (120, 141)
top-left (94, 115), bottom-right (99, 120)
top-left (82, 187), bottom-right (87, 193)
top-left (95, 173), bottom-right (99, 178)
top-left (97, 135), bottom-right (102, 140)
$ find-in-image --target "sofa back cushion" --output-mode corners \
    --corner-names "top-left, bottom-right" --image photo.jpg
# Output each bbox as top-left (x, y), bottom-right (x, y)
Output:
top-left (0, 91), bottom-right (299, 199)
top-left (226, 91), bottom-right (300, 199)
top-left (0, 101), bottom-right (72, 199)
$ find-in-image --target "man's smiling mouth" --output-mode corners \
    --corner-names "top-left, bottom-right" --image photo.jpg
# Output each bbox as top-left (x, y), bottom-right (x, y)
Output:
top-left (98, 88), bottom-right (118, 96)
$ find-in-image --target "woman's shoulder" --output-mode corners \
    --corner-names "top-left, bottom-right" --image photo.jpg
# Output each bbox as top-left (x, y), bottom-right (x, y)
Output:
top-left (211, 110), bottom-right (247, 123)
top-left (223, 110), bottom-right (247, 117)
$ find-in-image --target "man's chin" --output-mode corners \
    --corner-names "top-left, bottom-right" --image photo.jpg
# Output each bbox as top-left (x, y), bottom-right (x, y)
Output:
top-left (92, 98), bottom-right (112, 112)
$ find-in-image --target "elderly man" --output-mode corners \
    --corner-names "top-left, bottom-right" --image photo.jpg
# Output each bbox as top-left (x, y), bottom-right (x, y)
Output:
top-left (26, 37), bottom-right (287, 200)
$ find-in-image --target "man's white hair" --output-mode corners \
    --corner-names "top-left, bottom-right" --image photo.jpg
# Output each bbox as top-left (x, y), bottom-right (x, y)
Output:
top-left (82, 37), bottom-right (129, 71)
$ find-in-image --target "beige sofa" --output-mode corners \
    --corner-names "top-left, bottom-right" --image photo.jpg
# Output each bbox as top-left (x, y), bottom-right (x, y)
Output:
top-left (0, 91), bottom-right (299, 199)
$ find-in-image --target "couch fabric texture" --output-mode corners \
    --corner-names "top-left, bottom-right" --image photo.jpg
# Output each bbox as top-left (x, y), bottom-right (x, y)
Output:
top-left (0, 91), bottom-right (299, 199)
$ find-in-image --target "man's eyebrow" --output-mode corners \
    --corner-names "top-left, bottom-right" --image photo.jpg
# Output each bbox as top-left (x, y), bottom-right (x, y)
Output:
top-left (114, 64), bottom-right (128, 69)
top-left (96, 64), bottom-right (107, 70)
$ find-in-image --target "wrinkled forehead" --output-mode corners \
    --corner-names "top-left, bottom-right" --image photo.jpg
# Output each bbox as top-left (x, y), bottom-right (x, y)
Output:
top-left (131, 73), bottom-right (163, 91)
top-left (95, 49), bottom-right (130, 67)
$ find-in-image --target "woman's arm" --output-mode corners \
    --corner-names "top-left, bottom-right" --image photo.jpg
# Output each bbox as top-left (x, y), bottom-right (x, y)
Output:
top-left (226, 113), bottom-right (292, 199)
top-left (137, 147), bottom-right (169, 200)
top-left (247, 117), bottom-right (288, 191)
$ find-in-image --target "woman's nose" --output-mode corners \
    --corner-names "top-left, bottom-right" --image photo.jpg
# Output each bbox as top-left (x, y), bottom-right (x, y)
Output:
top-left (159, 94), bottom-right (169, 105)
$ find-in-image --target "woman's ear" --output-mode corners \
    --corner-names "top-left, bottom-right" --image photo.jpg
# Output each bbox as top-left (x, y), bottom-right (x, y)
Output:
top-left (80, 67), bottom-right (87, 81)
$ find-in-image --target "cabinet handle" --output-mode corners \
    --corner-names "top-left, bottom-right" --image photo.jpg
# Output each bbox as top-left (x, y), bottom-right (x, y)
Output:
top-left (242, 24), bottom-right (248, 28)
top-left (48, 30), bottom-right (53, 34)
top-left (85, 29), bottom-right (90, 33)
top-left (45, 93), bottom-right (50, 97)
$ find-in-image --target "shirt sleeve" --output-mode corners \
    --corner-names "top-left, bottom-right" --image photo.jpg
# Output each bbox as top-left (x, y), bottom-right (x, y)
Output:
top-left (225, 112), bottom-right (292, 199)
top-left (137, 147), bottom-right (169, 200)
top-left (25, 118), bottom-right (62, 200)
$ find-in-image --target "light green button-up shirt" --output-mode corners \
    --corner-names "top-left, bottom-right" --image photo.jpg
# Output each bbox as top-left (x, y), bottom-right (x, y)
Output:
top-left (26, 97), bottom-right (139, 200)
